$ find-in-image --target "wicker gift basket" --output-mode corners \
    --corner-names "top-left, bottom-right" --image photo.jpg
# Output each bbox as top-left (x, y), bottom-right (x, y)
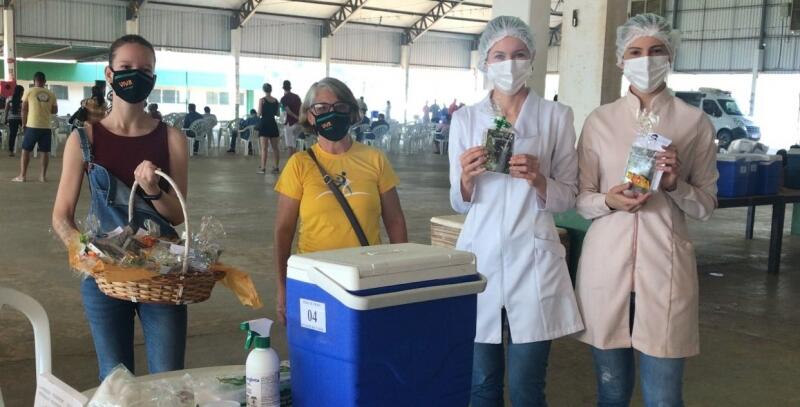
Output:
top-left (90, 169), bottom-right (225, 305)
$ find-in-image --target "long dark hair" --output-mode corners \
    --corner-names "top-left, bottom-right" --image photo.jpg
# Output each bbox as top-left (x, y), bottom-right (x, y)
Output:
top-left (11, 85), bottom-right (23, 103)
top-left (8, 85), bottom-right (24, 113)
top-left (91, 85), bottom-right (104, 105)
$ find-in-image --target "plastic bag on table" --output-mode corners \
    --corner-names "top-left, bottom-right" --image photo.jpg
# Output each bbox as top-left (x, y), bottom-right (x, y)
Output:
top-left (88, 365), bottom-right (195, 407)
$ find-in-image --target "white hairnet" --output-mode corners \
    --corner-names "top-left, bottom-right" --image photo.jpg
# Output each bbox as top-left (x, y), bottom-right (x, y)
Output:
top-left (616, 13), bottom-right (681, 65)
top-left (478, 16), bottom-right (535, 72)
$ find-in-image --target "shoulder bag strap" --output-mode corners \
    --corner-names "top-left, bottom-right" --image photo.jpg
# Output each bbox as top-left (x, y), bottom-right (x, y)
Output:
top-left (76, 127), bottom-right (94, 166)
top-left (306, 148), bottom-right (370, 247)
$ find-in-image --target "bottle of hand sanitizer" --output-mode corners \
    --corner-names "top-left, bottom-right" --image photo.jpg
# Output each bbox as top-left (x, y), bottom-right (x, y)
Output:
top-left (241, 318), bottom-right (280, 407)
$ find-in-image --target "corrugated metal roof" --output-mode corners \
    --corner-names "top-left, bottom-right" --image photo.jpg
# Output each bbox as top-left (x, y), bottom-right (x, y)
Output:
top-left (140, 3), bottom-right (231, 53)
top-left (15, 0), bottom-right (125, 44)
top-left (410, 33), bottom-right (472, 68)
top-left (242, 14), bottom-right (323, 59)
top-left (672, 0), bottom-right (800, 72)
top-left (331, 25), bottom-right (402, 64)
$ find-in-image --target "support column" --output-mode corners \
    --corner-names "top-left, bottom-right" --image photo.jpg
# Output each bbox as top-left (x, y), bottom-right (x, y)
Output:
top-left (400, 44), bottom-right (410, 124)
top-left (3, 6), bottom-right (16, 81)
top-left (470, 49), bottom-right (480, 93)
top-left (231, 28), bottom-right (242, 120)
top-left (492, 0), bottom-right (550, 96)
top-left (557, 0), bottom-right (627, 132)
top-left (125, 18), bottom-right (140, 35)
top-left (321, 37), bottom-right (332, 77)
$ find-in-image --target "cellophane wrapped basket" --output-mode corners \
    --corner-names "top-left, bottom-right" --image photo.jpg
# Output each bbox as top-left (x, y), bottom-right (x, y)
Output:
top-left (71, 170), bottom-right (235, 305)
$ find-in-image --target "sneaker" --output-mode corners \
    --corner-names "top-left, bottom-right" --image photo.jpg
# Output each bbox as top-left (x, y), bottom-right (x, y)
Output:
top-left (271, 167), bottom-right (280, 174)
top-left (257, 168), bottom-right (266, 174)
top-left (226, 149), bottom-right (235, 153)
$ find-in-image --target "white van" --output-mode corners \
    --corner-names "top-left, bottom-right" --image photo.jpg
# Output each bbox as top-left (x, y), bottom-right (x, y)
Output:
top-left (674, 88), bottom-right (761, 148)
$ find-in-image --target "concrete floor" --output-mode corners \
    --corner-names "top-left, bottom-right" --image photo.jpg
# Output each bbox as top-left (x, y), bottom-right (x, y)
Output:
top-left (0, 147), bottom-right (798, 406)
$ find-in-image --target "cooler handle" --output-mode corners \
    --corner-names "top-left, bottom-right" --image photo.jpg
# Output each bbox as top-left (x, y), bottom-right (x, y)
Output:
top-left (308, 267), bottom-right (486, 311)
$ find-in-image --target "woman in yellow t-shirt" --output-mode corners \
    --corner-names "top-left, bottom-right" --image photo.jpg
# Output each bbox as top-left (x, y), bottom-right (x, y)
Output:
top-left (273, 77), bottom-right (408, 324)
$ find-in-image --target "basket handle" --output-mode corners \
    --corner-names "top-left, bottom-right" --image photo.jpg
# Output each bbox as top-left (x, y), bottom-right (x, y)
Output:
top-left (128, 169), bottom-right (190, 274)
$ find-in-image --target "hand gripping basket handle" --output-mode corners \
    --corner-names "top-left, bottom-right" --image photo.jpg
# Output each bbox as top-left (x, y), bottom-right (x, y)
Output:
top-left (128, 169), bottom-right (190, 274)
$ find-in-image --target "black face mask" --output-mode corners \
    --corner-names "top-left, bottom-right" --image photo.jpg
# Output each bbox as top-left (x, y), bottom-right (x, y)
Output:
top-left (110, 68), bottom-right (156, 104)
top-left (314, 111), bottom-right (351, 142)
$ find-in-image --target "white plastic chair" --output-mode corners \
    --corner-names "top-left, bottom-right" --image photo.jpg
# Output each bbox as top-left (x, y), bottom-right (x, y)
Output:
top-left (239, 125), bottom-right (259, 156)
top-left (372, 124), bottom-right (390, 150)
top-left (184, 119), bottom-right (210, 157)
top-left (0, 287), bottom-right (52, 405)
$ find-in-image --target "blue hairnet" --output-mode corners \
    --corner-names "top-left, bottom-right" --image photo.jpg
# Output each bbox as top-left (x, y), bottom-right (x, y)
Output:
top-left (616, 13), bottom-right (681, 65)
top-left (477, 16), bottom-right (535, 72)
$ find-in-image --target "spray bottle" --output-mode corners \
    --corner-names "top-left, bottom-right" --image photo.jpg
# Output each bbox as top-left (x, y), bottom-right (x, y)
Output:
top-left (241, 318), bottom-right (280, 407)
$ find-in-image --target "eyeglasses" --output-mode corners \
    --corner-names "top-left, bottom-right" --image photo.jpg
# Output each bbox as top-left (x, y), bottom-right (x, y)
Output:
top-left (309, 102), bottom-right (354, 116)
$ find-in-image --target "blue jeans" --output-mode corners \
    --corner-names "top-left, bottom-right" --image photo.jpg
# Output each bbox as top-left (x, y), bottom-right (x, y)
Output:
top-left (591, 347), bottom-right (685, 407)
top-left (81, 278), bottom-right (187, 380)
top-left (471, 338), bottom-right (552, 407)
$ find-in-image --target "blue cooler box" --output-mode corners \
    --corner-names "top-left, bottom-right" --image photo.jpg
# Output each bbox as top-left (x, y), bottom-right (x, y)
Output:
top-left (787, 148), bottom-right (800, 189)
top-left (756, 155), bottom-right (782, 195)
top-left (286, 243), bottom-right (487, 407)
top-left (740, 154), bottom-right (763, 195)
top-left (717, 155), bottom-right (749, 197)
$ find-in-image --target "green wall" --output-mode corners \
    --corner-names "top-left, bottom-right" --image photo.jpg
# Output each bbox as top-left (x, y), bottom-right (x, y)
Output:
top-left (6, 61), bottom-right (262, 90)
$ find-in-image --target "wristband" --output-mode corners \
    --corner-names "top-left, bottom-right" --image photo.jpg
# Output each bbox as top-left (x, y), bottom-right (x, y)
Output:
top-left (141, 189), bottom-right (163, 201)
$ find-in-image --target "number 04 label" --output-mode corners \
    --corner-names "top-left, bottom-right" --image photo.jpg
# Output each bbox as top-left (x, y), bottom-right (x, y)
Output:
top-left (300, 298), bottom-right (327, 333)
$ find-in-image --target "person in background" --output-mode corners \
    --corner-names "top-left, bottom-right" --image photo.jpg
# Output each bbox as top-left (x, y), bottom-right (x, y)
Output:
top-left (13, 71), bottom-right (58, 182)
top-left (385, 100), bottom-right (392, 121)
top-left (148, 103), bottom-right (162, 120)
top-left (575, 14), bottom-right (718, 407)
top-left (370, 113), bottom-right (388, 130)
top-left (52, 34), bottom-right (189, 381)
top-left (449, 98), bottom-right (458, 116)
top-left (202, 106), bottom-right (218, 128)
top-left (358, 96), bottom-right (368, 116)
top-left (4, 84), bottom-right (24, 157)
top-left (258, 83), bottom-right (281, 174)
top-left (430, 99), bottom-right (441, 124)
top-left (273, 77), bottom-right (408, 325)
top-left (423, 101), bottom-right (431, 123)
top-left (280, 80), bottom-right (302, 157)
top-left (553, 94), bottom-right (558, 102)
top-left (449, 16), bottom-right (583, 406)
top-left (354, 112), bottom-right (371, 143)
top-left (227, 109), bottom-right (260, 155)
top-left (183, 103), bottom-right (203, 154)
top-left (434, 113), bottom-right (450, 154)
top-left (83, 85), bottom-right (108, 124)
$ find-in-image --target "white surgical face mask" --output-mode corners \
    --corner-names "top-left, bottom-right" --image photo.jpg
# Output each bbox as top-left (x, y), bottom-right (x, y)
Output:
top-left (486, 58), bottom-right (532, 95)
top-left (623, 55), bottom-right (671, 94)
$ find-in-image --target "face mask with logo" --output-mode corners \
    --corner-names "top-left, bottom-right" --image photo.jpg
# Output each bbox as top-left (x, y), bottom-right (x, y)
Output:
top-left (623, 56), bottom-right (671, 94)
top-left (486, 58), bottom-right (532, 95)
top-left (110, 68), bottom-right (156, 104)
top-left (314, 111), bottom-right (351, 142)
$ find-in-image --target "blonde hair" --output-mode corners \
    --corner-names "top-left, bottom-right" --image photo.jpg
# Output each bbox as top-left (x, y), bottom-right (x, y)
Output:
top-left (299, 77), bottom-right (361, 134)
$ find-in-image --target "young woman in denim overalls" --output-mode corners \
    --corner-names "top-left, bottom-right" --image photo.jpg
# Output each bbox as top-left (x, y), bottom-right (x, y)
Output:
top-left (52, 35), bottom-right (190, 381)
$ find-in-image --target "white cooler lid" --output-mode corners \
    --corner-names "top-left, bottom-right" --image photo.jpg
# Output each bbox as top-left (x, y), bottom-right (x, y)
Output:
top-left (717, 154), bottom-right (744, 162)
top-left (288, 243), bottom-right (476, 291)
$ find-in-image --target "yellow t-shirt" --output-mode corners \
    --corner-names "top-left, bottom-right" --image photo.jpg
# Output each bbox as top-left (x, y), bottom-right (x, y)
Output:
top-left (23, 87), bottom-right (57, 129)
top-left (275, 142), bottom-right (400, 254)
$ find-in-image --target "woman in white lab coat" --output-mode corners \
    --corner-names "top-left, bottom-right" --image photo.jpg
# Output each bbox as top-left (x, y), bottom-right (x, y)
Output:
top-left (448, 16), bottom-right (583, 407)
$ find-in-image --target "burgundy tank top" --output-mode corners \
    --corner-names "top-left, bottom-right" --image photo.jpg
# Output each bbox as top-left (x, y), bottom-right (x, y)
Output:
top-left (92, 121), bottom-right (171, 189)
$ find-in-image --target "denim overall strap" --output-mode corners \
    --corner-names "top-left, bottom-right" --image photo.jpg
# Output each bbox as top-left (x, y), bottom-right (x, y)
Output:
top-left (77, 127), bottom-right (94, 164)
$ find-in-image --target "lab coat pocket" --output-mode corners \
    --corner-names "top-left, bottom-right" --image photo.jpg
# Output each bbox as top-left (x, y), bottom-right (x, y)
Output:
top-left (534, 237), bottom-right (583, 335)
top-left (668, 235), bottom-right (700, 354)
